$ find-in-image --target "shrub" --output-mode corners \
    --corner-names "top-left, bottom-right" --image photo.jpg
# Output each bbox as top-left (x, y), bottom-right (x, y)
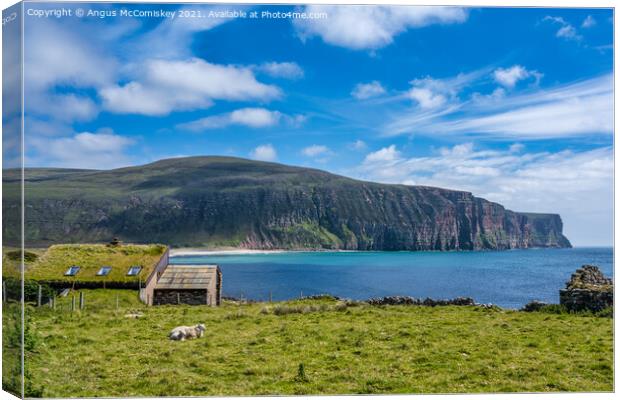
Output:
top-left (23, 312), bottom-right (39, 352)
top-left (595, 306), bottom-right (613, 318)
top-left (224, 310), bottom-right (248, 320)
top-left (3, 277), bottom-right (56, 304)
top-left (521, 300), bottom-right (548, 312)
top-left (271, 303), bottom-right (347, 315)
top-left (6, 250), bottom-right (38, 263)
top-left (273, 305), bottom-right (303, 315)
top-left (296, 363), bottom-right (308, 382)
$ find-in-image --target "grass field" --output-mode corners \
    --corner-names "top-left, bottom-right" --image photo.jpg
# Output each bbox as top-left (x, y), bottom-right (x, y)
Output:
top-left (13, 289), bottom-right (613, 397)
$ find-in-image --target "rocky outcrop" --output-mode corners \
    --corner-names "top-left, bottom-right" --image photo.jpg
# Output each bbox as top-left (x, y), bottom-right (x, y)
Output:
top-left (3, 156), bottom-right (572, 250)
top-left (560, 265), bottom-right (613, 312)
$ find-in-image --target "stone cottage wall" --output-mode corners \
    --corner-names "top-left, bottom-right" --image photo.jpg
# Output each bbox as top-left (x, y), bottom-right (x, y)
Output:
top-left (154, 289), bottom-right (209, 305)
top-left (559, 288), bottom-right (612, 312)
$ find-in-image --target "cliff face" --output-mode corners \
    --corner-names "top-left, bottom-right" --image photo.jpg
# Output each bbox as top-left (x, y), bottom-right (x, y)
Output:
top-left (2, 156), bottom-right (571, 250)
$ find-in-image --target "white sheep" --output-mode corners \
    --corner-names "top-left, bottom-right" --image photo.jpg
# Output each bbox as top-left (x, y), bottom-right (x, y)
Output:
top-left (168, 323), bottom-right (206, 341)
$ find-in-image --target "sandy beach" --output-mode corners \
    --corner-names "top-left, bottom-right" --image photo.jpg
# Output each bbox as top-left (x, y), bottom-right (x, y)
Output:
top-left (169, 248), bottom-right (289, 256)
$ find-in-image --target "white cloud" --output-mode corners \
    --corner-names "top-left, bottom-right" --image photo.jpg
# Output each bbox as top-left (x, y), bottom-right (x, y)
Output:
top-left (351, 81), bottom-right (386, 99)
top-left (101, 58), bottom-right (281, 116)
top-left (27, 93), bottom-right (98, 123)
top-left (302, 145), bottom-right (331, 157)
top-left (294, 5), bottom-right (467, 50)
top-left (256, 62), bottom-right (304, 79)
top-left (406, 71), bottom-right (486, 110)
top-left (493, 65), bottom-right (542, 88)
top-left (357, 143), bottom-right (613, 246)
top-left (438, 84), bottom-right (611, 138)
top-left (22, 19), bottom-right (117, 127)
top-left (582, 15), bottom-right (596, 28)
top-left (364, 145), bottom-right (401, 163)
top-left (25, 20), bottom-right (117, 91)
top-left (409, 87), bottom-right (447, 109)
top-left (3, 116), bottom-right (22, 168)
top-left (250, 144), bottom-right (277, 162)
top-left (228, 108), bottom-right (281, 127)
top-left (177, 108), bottom-right (305, 132)
top-left (349, 140), bottom-right (368, 151)
top-left (557, 25), bottom-right (580, 40)
top-left (471, 87), bottom-right (506, 104)
top-left (385, 73), bottom-right (612, 139)
top-left (543, 16), bottom-right (582, 41)
top-left (177, 108), bottom-right (285, 131)
top-left (509, 143), bottom-right (525, 153)
top-left (28, 131), bottom-right (135, 169)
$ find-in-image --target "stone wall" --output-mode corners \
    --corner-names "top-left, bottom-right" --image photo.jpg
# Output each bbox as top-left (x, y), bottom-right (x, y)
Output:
top-left (559, 265), bottom-right (613, 312)
top-left (153, 289), bottom-right (209, 306)
top-left (366, 296), bottom-right (476, 306)
top-left (559, 288), bottom-right (612, 312)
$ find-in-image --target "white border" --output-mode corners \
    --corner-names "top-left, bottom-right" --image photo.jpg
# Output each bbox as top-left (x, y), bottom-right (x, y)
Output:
top-left (0, 1), bottom-right (616, 400)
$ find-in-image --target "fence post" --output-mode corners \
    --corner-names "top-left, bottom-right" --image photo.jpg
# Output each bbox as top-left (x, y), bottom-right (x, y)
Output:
top-left (79, 292), bottom-right (84, 310)
top-left (177, 292), bottom-right (181, 305)
top-left (269, 290), bottom-right (272, 303)
top-left (71, 295), bottom-right (75, 312)
top-left (300, 290), bottom-right (303, 299)
top-left (37, 285), bottom-right (42, 307)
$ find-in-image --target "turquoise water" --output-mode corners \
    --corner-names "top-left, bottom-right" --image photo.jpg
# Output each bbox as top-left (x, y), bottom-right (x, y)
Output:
top-left (170, 248), bottom-right (613, 308)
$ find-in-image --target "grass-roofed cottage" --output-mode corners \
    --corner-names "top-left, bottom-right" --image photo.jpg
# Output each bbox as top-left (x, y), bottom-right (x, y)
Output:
top-left (26, 243), bottom-right (223, 306)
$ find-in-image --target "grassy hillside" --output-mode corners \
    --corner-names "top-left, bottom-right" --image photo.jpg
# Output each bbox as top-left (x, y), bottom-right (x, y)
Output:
top-left (3, 156), bottom-right (571, 250)
top-left (15, 289), bottom-right (613, 397)
top-left (25, 244), bottom-right (167, 283)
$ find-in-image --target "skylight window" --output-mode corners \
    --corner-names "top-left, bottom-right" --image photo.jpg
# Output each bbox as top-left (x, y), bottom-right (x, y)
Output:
top-left (97, 266), bottom-right (112, 276)
top-left (64, 266), bottom-right (80, 276)
top-left (127, 266), bottom-right (142, 276)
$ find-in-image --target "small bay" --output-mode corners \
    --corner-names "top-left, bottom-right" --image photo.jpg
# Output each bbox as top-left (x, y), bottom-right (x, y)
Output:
top-left (170, 247), bottom-right (613, 308)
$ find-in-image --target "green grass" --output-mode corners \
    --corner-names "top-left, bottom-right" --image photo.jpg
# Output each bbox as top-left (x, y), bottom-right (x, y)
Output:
top-left (2, 302), bottom-right (22, 397)
top-left (25, 244), bottom-right (167, 284)
top-left (18, 289), bottom-right (613, 397)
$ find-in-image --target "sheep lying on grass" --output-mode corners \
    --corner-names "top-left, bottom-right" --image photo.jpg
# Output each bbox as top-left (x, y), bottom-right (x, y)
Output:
top-left (169, 324), bottom-right (206, 341)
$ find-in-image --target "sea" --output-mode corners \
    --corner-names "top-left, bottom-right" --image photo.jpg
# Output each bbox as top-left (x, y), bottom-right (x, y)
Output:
top-left (169, 247), bottom-right (613, 309)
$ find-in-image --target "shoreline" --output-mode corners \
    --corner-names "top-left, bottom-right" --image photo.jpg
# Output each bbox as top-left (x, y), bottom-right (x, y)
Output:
top-left (169, 248), bottom-right (363, 256)
top-left (167, 247), bottom-right (597, 257)
top-left (170, 249), bottom-right (290, 256)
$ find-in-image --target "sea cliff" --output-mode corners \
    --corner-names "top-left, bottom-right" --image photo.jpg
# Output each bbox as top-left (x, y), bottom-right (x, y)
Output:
top-left (3, 156), bottom-right (571, 250)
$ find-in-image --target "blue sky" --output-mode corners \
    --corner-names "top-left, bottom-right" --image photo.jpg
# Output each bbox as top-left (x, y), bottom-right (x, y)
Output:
top-left (17, 4), bottom-right (613, 246)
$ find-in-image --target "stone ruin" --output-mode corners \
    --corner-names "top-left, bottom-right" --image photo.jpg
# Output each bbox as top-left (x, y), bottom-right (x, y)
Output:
top-left (559, 265), bottom-right (613, 312)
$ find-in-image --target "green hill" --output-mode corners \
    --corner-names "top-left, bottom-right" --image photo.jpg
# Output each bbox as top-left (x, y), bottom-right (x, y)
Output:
top-left (3, 156), bottom-right (571, 250)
